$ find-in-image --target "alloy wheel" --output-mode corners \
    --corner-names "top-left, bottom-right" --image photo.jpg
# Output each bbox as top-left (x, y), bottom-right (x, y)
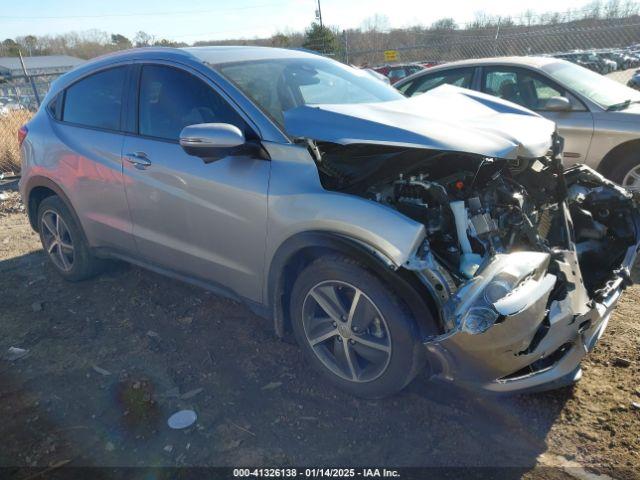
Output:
top-left (41, 210), bottom-right (75, 272)
top-left (301, 280), bottom-right (392, 383)
top-left (622, 165), bottom-right (640, 192)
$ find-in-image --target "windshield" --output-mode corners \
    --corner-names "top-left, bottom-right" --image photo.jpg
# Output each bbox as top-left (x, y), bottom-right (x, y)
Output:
top-left (215, 56), bottom-right (403, 127)
top-left (544, 60), bottom-right (640, 109)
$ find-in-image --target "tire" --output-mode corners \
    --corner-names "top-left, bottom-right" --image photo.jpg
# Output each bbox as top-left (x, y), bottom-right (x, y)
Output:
top-left (37, 195), bottom-right (106, 281)
top-left (289, 255), bottom-right (426, 398)
top-left (608, 155), bottom-right (640, 191)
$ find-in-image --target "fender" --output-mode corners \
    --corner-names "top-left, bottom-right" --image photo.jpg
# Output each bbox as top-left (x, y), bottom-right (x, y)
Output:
top-left (22, 175), bottom-right (84, 237)
top-left (267, 231), bottom-right (436, 339)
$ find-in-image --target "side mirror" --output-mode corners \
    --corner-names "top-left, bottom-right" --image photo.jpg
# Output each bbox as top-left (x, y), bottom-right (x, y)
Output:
top-left (544, 96), bottom-right (572, 112)
top-left (179, 123), bottom-right (245, 161)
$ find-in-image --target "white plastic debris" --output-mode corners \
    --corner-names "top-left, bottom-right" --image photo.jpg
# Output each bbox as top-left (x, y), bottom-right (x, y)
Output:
top-left (167, 409), bottom-right (197, 430)
top-left (0, 192), bottom-right (8, 201)
top-left (180, 388), bottom-right (203, 400)
top-left (92, 365), bottom-right (112, 376)
top-left (261, 381), bottom-right (282, 390)
top-left (5, 347), bottom-right (29, 361)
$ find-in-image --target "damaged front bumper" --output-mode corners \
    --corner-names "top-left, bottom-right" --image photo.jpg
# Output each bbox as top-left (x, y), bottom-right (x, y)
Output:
top-left (421, 211), bottom-right (640, 394)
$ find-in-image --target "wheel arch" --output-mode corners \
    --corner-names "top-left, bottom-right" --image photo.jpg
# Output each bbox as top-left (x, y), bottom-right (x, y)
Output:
top-left (597, 138), bottom-right (640, 178)
top-left (267, 231), bottom-right (438, 340)
top-left (24, 176), bottom-right (83, 239)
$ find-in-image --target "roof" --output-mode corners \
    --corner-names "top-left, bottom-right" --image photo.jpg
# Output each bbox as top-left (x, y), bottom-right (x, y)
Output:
top-left (430, 56), bottom-right (562, 69)
top-left (57, 46), bottom-right (321, 80)
top-left (0, 55), bottom-right (85, 73)
top-left (181, 46), bottom-right (321, 64)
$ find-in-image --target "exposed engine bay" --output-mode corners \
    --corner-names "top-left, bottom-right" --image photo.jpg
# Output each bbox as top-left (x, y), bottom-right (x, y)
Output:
top-left (311, 140), bottom-right (639, 311)
top-left (281, 83), bottom-right (640, 392)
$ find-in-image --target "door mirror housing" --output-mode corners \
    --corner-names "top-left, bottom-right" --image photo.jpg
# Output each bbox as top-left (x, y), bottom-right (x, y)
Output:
top-left (179, 123), bottom-right (246, 161)
top-left (544, 96), bottom-right (572, 112)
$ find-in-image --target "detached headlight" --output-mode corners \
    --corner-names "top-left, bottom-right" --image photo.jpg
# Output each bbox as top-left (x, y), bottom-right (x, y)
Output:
top-left (450, 252), bottom-right (551, 335)
top-left (461, 274), bottom-right (519, 334)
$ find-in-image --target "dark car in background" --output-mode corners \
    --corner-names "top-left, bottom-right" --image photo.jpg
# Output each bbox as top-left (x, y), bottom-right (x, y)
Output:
top-left (628, 69), bottom-right (640, 90)
top-left (554, 50), bottom-right (640, 73)
top-left (372, 64), bottom-right (424, 84)
top-left (557, 52), bottom-right (612, 74)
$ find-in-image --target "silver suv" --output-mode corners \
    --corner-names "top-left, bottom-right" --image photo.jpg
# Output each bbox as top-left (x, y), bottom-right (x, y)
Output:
top-left (19, 47), bottom-right (640, 398)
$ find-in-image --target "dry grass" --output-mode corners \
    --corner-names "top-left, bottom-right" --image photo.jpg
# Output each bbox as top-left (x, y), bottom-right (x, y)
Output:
top-left (0, 109), bottom-right (33, 174)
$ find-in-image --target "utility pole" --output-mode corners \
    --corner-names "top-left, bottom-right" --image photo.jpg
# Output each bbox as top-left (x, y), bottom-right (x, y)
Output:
top-left (316, 0), bottom-right (323, 28)
top-left (494, 17), bottom-right (501, 56)
top-left (315, 0), bottom-right (325, 54)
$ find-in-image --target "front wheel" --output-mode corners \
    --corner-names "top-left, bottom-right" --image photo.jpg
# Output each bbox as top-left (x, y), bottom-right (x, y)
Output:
top-left (609, 156), bottom-right (640, 192)
top-left (289, 255), bottom-right (426, 398)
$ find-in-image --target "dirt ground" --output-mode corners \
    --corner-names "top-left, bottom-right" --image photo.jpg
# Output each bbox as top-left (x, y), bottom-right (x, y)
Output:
top-left (0, 181), bottom-right (639, 479)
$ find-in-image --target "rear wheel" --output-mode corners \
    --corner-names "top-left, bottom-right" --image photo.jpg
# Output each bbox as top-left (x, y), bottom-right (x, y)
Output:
top-left (37, 196), bottom-right (106, 281)
top-left (290, 255), bottom-right (426, 398)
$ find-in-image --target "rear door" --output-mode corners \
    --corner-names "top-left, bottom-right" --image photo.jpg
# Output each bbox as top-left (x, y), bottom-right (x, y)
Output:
top-left (480, 66), bottom-right (594, 165)
top-left (121, 62), bottom-right (270, 302)
top-left (52, 64), bottom-right (135, 252)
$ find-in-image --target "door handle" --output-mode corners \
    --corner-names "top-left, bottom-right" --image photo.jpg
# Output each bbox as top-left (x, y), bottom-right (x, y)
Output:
top-left (125, 152), bottom-right (152, 168)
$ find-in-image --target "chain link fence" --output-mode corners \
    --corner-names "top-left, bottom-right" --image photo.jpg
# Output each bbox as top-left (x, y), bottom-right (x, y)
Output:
top-left (344, 12), bottom-right (640, 86)
top-left (0, 74), bottom-right (56, 174)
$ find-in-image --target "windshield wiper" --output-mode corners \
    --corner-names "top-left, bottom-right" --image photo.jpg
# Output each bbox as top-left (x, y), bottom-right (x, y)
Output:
top-left (607, 99), bottom-right (640, 111)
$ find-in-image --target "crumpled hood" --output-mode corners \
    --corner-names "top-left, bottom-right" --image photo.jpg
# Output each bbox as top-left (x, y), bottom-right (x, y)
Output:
top-left (284, 84), bottom-right (557, 160)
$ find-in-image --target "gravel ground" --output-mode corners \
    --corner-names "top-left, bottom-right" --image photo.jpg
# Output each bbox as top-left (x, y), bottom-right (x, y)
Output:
top-left (0, 183), bottom-right (639, 479)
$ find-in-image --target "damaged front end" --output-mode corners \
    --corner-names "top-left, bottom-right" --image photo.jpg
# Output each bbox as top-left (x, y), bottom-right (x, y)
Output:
top-left (410, 156), bottom-right (639, 393)
top-left (308, 135), bottom-right (640, 393)
top-left (286, 86), bottom-right (640, 393)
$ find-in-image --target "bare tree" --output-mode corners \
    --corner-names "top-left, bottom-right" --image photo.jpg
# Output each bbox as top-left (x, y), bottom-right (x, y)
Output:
top-left (133, 31), bottom-right (153, 48)
top-left (431, 18), bottom-right (458, 30)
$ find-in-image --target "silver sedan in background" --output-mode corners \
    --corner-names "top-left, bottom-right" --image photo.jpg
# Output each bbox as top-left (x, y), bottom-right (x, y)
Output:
top-left (396, 57), bottom-right (640, 190)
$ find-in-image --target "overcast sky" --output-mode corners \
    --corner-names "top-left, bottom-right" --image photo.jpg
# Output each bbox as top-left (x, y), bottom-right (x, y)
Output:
top-left (2, 0), bottom-right (598, 42)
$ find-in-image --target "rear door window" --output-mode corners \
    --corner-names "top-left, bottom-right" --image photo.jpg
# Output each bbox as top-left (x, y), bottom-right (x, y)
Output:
top-left (62, 67), bottom-right (126, 131)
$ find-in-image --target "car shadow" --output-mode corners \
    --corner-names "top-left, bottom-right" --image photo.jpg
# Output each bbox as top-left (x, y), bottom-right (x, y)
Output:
top-left (0, 250), bottom-right (570, 476)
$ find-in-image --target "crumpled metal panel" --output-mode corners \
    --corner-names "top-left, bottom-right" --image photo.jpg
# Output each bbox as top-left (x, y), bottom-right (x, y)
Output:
top-left (284, 84), bottom-right (557, 160)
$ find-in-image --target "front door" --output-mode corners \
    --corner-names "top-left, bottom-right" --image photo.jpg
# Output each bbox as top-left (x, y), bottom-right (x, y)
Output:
top-left (121, 63), bottom-right (270, 302)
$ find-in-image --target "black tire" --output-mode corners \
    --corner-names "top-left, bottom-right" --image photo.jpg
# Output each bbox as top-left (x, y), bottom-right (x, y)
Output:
top-left (608, 155), bottom-right (640, 188)
top-left (289, 255), bottom-right (426, 398)
top-left (37, 195), bottom-right (106, 281)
